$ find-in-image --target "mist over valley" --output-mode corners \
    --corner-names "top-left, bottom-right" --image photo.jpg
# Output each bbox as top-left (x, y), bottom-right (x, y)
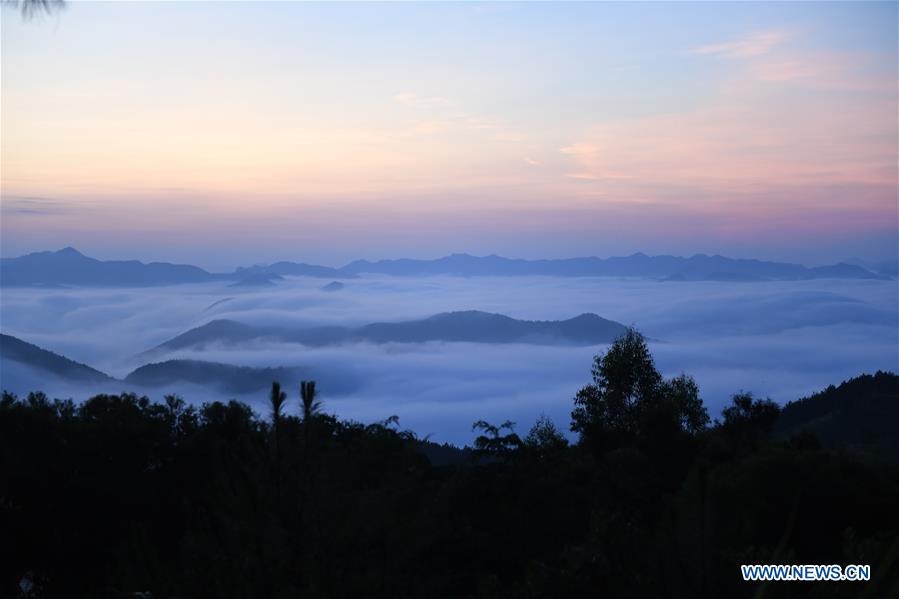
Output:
top-left (2, 248), bottom-right (895, 443)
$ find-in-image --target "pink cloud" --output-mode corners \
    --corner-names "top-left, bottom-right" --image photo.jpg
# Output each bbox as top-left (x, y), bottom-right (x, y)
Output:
top-left (562, 37), bottom-right (897, 221)
top-left (392, 92), bottom-right (452, 107)
top-left (691, 30), bottom-right (790, 59)
top-left (559, 143), bottom-right (598, 156)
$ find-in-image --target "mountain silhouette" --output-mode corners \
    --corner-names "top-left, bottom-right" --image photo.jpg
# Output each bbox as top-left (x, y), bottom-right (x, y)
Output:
top-left (774, 371), bottom-right (899, 461)
top-left (0, 333), bottom-right (332, 396)
top-left (228, 273), bottom-right (284, 288)
top-left (0, 247), bottom-right (217, 287)
top-left (235, 262), bottom-right (353, 279)
top-left (1, 248), bottom-right (887, 287)
top-left (123, 360), bottom-right (304, 394)
top-left (144, 311), bottom-right (630, 356)
top-left (320, 281), bottom-right (345, 292)
top-left (0, 333), bottom-right (115, 383)
top-left (355, 311), bottom-right (627, 344)
top-left (339, 252), bottom-right (886, 280)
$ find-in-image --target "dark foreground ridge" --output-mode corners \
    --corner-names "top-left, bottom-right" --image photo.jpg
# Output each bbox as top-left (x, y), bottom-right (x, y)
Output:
top-left (774, 371), bottom-right (899, 461)
top-left (2, 329), bottom-right (897, 598)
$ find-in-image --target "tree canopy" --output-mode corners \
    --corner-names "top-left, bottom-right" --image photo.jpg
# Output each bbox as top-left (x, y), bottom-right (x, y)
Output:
top-left (571, 328), bottom-right (709, 451)
top-left (2, 335), bottom-right (897, 598)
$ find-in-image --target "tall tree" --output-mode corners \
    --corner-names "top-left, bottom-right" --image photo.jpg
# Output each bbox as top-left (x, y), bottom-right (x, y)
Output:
top-left (270, 381), bottom-right (288, 432)
top-left (269, 381), bottom-right (288, 499)
top-left (300, 380), bottom-right (319, 423)
top-left (571, 328), bottom-right (708, 450)
top-left (571, 328), bottom-right (662, 447)
top-left (298, 380), bottom-right (320, 544)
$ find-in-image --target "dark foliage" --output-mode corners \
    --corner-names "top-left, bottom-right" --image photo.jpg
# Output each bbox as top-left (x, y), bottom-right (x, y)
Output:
top-left (2, 0), bottom-right (64, 20)
top-left (2, 334), bottom-right (898, 598)
top-left (773, 370), bottom-right (899, 461)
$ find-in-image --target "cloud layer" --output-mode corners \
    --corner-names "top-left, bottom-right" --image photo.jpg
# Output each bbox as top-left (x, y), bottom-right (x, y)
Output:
top-left (1, 275), bottom-right (895, 444)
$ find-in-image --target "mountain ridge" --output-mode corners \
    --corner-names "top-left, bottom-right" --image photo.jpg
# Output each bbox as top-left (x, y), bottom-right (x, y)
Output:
top-left (773, 370), bottom-right (899, 461)
top-left (338, 252), bottom-right (886, 280)
top-left (123, 360), bottom-right (305, 394)
top-left (0, 333), bottom-right (116, 383)
top-left (0, 333), bottom-right (315, 396)
top-left (1, 248), bottom-right (888, 287)
top-left (144, 310), bottom-right (631, 356)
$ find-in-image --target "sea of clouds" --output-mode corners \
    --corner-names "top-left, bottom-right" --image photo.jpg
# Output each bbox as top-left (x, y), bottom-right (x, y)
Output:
top-left (1, 275), bottom-right (896, 444)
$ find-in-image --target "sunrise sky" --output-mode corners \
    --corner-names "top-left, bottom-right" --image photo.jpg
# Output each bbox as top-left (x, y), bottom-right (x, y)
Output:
top-left (2, 1), bottom-right (896, 269)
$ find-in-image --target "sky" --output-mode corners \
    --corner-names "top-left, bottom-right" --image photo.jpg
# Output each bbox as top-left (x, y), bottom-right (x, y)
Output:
top-left (2, 1), bottom-right (897, 270)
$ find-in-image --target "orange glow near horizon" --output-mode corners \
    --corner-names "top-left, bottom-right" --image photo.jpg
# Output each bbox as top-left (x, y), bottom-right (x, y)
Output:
top-left (1, 2), bottom-right (896, 267)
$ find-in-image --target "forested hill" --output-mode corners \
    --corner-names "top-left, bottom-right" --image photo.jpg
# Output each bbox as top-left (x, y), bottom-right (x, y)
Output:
top-left (2, 332), bottom-right (897, 597)
top-left (774, 370), bottom-right (899, 461)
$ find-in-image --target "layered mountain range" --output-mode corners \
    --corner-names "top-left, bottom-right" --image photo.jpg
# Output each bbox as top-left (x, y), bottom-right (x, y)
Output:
top-left (1, 247), bottom-right (889, 287)
top-left (1, 311), bottom-right (629, 394)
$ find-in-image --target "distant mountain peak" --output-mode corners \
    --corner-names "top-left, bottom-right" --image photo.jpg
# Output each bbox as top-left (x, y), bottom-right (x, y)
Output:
top-left (425, 310), bottom-right (504, 321)
top-left (321, 281), bottom-right (345, 292)
top-left (228, 272), bottom-right (282, 288)
top-left (570, 312), bottom-right (604, 321)
top-left (2, 247), bottom-right (217, 287)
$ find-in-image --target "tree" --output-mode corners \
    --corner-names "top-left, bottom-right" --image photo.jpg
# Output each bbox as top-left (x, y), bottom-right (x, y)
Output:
top-left (300, 380), bottom-right (320, 423)
top-left (2, 0), bottom-right (65, 19)
top-left (719, 391), bottom-right (780, 451)
top-left (472, 420), bottom-right (522, 459)
top-left (660, 374), bottom-right (709, 435)
top-left (571, 328), bottom-right (662, 447)
top-left (571, 328), bottom-right (709, 450)
top-left (524, 414), bottom-right (568, 459)
top-left (2, 373), bottom-right (897, 596)
top-left (269, 381), bottom-right (288, 496)
top-left (298, 380), bottom-right (320, 542)
top-left (269, 381), bottom-right (288, 430)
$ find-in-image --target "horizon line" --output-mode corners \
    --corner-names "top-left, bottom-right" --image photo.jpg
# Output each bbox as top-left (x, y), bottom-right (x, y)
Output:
top-left (2, 245), bottom-right (891, 274)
